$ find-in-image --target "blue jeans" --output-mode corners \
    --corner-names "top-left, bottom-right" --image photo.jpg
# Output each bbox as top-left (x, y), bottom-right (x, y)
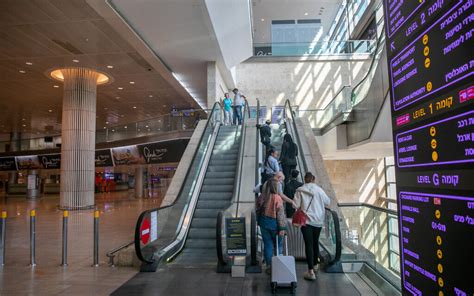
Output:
top-left (259, 216), bottom-right (283, 266)
top-left (233, 106), bottom-right (242, 125)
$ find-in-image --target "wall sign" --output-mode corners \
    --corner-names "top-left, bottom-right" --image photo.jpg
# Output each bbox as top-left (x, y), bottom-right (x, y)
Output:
top-left (95, 149), bottom-right (114, 167)
top-left (226, 217), bottom-right (247, 256)
top-left (383, 0), bottom-right (474, 295)
top-left (137, 139), bottom-right (188, 164)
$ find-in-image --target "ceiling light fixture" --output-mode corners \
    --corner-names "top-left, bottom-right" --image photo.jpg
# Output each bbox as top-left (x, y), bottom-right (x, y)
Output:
top-left (145, 125), bottom-right (149, 128)
top-left (129, 81), bottom-right (135, 85)
top-left (304, 12), bottom-right (308, 15)
top-left (48, 109), bottom-right (53, 113)
top-left (105, 121), bottom-right (109, 124)
top-left (107, 65), bottom-right (114, 69)
top-left (53, 85), bottom-right (59, 88)
top-left (103, 127), bottom-right (106, 129)
top-left (124, 126), bottom-right (127, 129)
top-left (22, 124), bottom-right (26, 127)
top-left (19, 70), bottom-right (26, 74)
top-left (72, 59), bottom-right (79, 63)
top-left (104, 107), bottom-right (108, 110)
top-left (261, 18), bottom-right (265, 22)
top-left (50, 69), bottom-right (110, 85)
top-left (115, 96), bottom-right (120, 99)
top-left (22, 118), bottom-right (26, 121)
top-left (118, 87), bottom-right (123, 90)
top-left (26, 62), bottom-right (33, 66)
top-left (133, 106), bottom-right (137, 109)
top-left (149, 95), bottom-right (153, 98)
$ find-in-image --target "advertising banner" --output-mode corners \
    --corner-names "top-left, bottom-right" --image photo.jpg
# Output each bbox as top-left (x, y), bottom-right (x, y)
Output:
top-left (95, 149), bottom-right (114, 167)
top-left (15, 155), bottom-right (42, 170)
top-left (0, 157), bottom-right (17, 171)
top-left (39, 154), bottom-right (61, 169)
top-left (137, 139), bottom-right (189, 164)
top-left (111, 145), bottom-right (145, 166)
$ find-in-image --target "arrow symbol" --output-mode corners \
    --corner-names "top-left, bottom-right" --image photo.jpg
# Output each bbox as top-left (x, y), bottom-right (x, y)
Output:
top-left (391, 42), bottom-right (395, 51)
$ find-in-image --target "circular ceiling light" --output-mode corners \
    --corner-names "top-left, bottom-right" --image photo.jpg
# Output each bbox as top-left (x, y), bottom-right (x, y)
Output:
top-left (50, 69), bottom-right (110, 85)
top-left (107, 65), bottom-right (114, 69)
top-left (26, 62), bottom-right (33, 66)
top-left (19, 70), bottom-right (26, 74)
top-left (48, 109), bottom-right (53, 113)
top-left (72, 59), bottom-right (79, 63)
top-left (129, 81), bottom-right (135, 85)
top-left (53, 85), bottom-right (59, 88)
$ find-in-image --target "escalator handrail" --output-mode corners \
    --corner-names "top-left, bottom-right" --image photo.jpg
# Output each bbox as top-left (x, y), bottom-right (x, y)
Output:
top-left (233, 100), bottom-right (251, 217)
top-left (134, 102), bottom-right (223, 263)
top-left (324, 207), bottom-right (342, 264)
top-left (255, 98), bottom-right (261, 186)
top-left (283, 100), bottom-right (309, 176)
top-left (283, 100), bottom-right (342, 265)
top-left (350, 25), bottom-right (386, 104)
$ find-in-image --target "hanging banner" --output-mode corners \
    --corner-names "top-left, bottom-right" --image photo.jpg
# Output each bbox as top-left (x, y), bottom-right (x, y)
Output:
top-left (111, 145), bottom-right (145, 166)
top-left (39, 154), bottom-right (61, 169)
top-left (95, 149), bottom-right (114, 167)
top-left (15, 155), bottom-right (42, 170)
top-left (0, 157), bottom-right (17, 171)
top-left (137, 139), bottom-right (189, 164)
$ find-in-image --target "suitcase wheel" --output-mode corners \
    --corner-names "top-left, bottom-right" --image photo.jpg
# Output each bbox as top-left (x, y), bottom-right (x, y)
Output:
top-left (291, 282), bottom-right (297, 294)
top-left (271, 282), bottom-right (277, 294)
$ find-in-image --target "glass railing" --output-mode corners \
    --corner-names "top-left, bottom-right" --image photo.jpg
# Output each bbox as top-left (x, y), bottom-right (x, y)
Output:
top-left (338, 203), bottom-right (401, 288)
top-left (253, 40), bottom-right (376, 57)
top-left (296, 86), bottom-right (352, 130)
top-left (0, 112), bottom-right (203, 153)
top-left (320, 208), bottom-right (342, 266)
top-left (135, 103), bottom-right (222, 264)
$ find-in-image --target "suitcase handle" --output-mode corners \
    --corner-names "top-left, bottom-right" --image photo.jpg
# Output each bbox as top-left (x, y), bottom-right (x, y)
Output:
top-left (275, 234), bottom-right (288, 256)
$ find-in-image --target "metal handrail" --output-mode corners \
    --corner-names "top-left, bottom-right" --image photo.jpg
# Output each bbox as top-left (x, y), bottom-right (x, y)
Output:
top-left (134, 102), bottom-right (223, 264)
top-left (338, 202), bottom-right (398, 216)
top-left (324, 207), bottom-right (342, 265)
top-left (233, 100), bottom-right (251, 217)
top-left (255, 99), bottom-right (261, 186)
top-left (283, 100), bottom-right (308, 175)
top-left (106, 241), bottom-right (134, 267)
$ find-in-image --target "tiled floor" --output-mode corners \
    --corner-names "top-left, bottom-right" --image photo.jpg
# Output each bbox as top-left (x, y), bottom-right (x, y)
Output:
top-left (0, 189), bottom-right (165, 295)
top-left (111, 263), bottom-right (363, 296)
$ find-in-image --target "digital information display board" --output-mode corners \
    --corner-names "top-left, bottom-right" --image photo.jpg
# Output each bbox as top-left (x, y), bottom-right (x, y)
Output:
top-left (383, 0), bottom-right (474, 295)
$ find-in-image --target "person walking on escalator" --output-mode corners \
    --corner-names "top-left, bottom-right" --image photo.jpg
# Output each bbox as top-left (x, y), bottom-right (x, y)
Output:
top-left (262, 148), bottom-right (280, 184)
top-left (256, 178), bottom-right (287, 275)
top-left (259, 119), bottom-right (272, 157)
top-left (294, 172), bottom-right (331, 281)
top-left (283, 169), bottom-right (303, 218)
top-left (222, 93), bottom-right (233, 125)
top-left (232, 88), bottom-right (245, 125)
top-left (280, 134), bottom-right (298, 181)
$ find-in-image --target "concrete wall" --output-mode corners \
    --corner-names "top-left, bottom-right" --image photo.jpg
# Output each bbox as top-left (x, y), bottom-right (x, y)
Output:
top-left (207, 62), bottom-right (230, 107)
top-left (325, 158), bottom-right (386, 205)
top-left (235, 56), bottom-right (371, 109)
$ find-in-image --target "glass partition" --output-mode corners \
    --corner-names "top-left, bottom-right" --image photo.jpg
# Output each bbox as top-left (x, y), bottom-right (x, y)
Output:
top-left (253, 40), bottom-right (375, 57)
top-left (135, 103), bottom-right (221, 263)
top-left (339, 204), bottom-right (401, 288)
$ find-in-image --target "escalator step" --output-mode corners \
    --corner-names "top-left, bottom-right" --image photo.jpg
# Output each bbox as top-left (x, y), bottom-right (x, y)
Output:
top-left (185, 239), bottom-right (215, 249)
top-left (205, 172), bottom-right (235, 179)
top-left (191, 218), bottom-right (216, 228)
top-left (188, 228), bottom-right (215, 239)
top-left (196, 200), bottom-right (230, 209)
top-left (207, 165), bottom-right (236, 172)
top-left (199, 192), bottom-right (233, 200)
top-left (194, 209), bottom-right (220, 218)
top-left (201, 184), bottom-right (234, 192)
top-left (209, 159), bottom-right (236, 166)
top-left (203, 177), bottom-right (234, 185)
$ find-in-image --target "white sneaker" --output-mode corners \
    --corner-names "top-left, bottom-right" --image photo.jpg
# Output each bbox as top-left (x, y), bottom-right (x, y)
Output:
top-left (303, 271), bottom-right (316, 281)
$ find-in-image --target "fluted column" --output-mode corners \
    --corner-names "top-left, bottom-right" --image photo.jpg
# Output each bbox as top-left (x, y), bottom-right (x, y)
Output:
top-left (60, 68), bottom-right (99, 209)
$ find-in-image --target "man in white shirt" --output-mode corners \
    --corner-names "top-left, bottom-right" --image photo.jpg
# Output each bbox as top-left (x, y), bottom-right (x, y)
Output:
top-left (232, 88), bottom-right (244, 125)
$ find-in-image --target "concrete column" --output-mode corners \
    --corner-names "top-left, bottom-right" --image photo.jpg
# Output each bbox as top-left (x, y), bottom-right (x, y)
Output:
top-left (135, 167), bottom-right (144, 198)
top-left (27, 170), bottom-right (40, 199)
top-left (59, 68), bottom-right (99, 210)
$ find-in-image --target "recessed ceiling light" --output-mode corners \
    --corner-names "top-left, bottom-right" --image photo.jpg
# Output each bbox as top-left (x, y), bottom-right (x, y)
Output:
top-left (261, 18), bottom-right (265, 22)
top-left (149, 95), bottom-right (153, 98)
top-left (104, 107), bottom-right (108, 110)
top-left (48, 109), bottom-right (53, 113)
top-left (22, 118), bottom-right (26, 121)
top-left (133, 106), bottom-right (137, 109)
top-left (111, 129), bottom-right (115, 132)
top-left (163, 105), bottom-right (167, 107)
top-left (120, 114), bottom-right (124, 117)
top-left (124, 126), bottom-right (127, 129)
top-left (103, 127), bottom-right (106, 129)
top-left (72, 59), bottom-right (79, 63)
top-left (118, 87), bottom-right (123, 90)
top-left (304, 12), bottom-right (308, 15)
top-left (107, 65), bottom-right (114, 69)
top-left (129, 81), bottom-right (135, 85)
top-left (19, 70), bottom-right (26, 74)
top-left (25, 62), bottom-right (33, 66)
top-left (22, 124), bottom-right (26, 127)
top-left (145, 125), bottom-right (149, 128)
top-left (53, 85), bottom-right (59, 88)
top-left (105, 121), bottom-right (109, 124)
top-left (115, 97), bottom-right (120, 99)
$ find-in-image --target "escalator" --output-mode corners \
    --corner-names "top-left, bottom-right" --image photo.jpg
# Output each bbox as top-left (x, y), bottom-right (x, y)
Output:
top-left (171, 126), bottom-right (240, 266)
top-left (133, 102), bottom-right (251, 271)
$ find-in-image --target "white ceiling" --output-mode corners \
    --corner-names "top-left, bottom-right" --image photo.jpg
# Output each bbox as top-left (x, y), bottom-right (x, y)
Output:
top-left (0, 0), bottom-right (200, 139)
top-left (251, 0), bottom-right (343, 43)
